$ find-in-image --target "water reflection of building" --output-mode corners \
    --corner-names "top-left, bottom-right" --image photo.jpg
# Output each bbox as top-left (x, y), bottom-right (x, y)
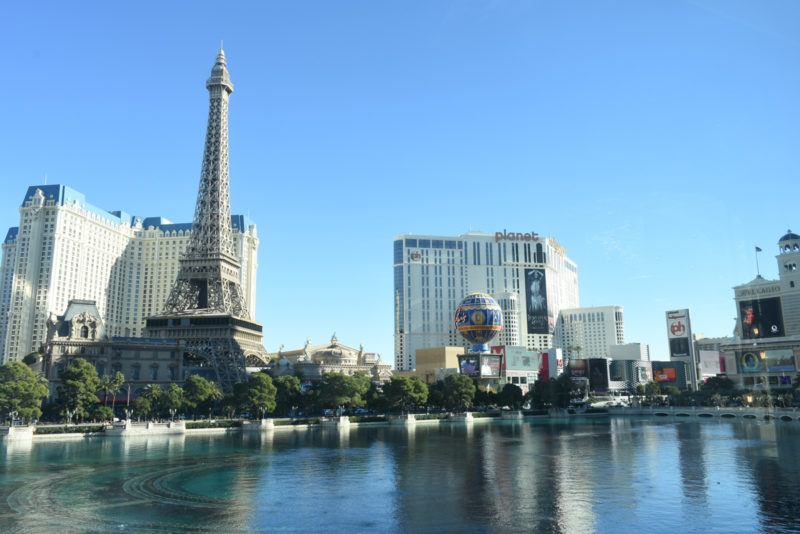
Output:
top-left (732, 422), bottom-right (800, 532)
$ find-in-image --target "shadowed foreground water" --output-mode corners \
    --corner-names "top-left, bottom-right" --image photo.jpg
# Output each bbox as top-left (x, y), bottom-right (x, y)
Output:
top-left (2, 417), bottom-right (800, 533)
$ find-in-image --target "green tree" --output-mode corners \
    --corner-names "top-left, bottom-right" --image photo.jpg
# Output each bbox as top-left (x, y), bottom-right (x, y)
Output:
top-left (661, 385), bottom-right (681, 397)
top-left (142, 384), bottom-right (162, 420)
top-left (644, 381), bottom-right (661, 401)
top-left (0, 361), bottom-right (49, 422)
top-left (131, 396), bottom-right (151, 422)
top-left (22, 352), bottom-right (40, 366)
top-left (108, 371), bottom-right (125, 416)
top-left (183, 375), bottom-right (222, 419)
top-left (57, 358), bottom-right (100, 423)
top-left (246, 373), bottom-right (277, 418)
top-left (700, 376), bottom-right (735, 392)
top-left (384, 376), bottom-right (428, 414)
top-left (274, 375), bottom-right (301, 416)
top-left (221, 383), bottom-right (246, 419)
top-left (427, 381), bottom-right (447, 410)
top-left (498, 383), bottom-right (524, 410)
top-left (444, 374), bottom-right (476, 412)
top-left (98, 375), bottom-right (116, 406)
top-left (526, 373), bottom-right (574, 409)
top-left (91, 405), bottom-right (114, 422)
top-left (474, 383), bottom-right (497, 406)
top-left (319, 372), bottom-right (370, 412)
top-left (365, 382), bottom-right (390, 413)
top-left (161, 383), bottom-right (184, 419)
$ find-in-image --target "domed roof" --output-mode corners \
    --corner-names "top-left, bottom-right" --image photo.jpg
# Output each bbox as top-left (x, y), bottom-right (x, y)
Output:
top-left (779, 229), bottom-right (800, 243)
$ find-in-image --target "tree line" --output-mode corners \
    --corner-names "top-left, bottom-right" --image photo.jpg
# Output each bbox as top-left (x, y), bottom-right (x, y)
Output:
top-left (1, 357), bottom-right (538, 423)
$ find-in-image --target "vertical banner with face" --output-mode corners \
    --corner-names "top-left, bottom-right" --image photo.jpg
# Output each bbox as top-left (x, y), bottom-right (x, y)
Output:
top-left (738, 297), bottom-right (785, 339)
top-left (525, 269), bottom-right (549, 334)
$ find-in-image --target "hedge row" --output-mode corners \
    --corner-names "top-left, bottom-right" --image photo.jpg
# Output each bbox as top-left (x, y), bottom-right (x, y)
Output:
top-left (35, 425), bottom-right (104, 435)
top-left (185, 420), bottom-right (242, 429)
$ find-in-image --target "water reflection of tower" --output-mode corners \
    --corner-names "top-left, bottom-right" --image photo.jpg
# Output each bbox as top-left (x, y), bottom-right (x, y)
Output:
top-left (733, 422), bottom-right (800, 531)
top-left (677, 423), bottom-right (708, 508)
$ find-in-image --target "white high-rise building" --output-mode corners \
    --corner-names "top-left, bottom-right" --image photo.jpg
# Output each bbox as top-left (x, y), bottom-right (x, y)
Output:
top-left (0, 184), bottom-right (259, 363)
top-left (393, 230), bottom-right (579, 371)
top-left (492, 290), bottom-right (521, 348)
top-left (554, 305), bottom-right (625, 360)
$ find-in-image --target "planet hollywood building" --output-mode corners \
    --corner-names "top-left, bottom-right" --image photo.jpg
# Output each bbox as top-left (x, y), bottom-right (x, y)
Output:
top-left (393, 230), bottom-right (579, 371)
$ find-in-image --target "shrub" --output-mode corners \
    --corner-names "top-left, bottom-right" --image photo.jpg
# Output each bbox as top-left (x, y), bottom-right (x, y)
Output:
top-left (185, 420), bottom-right (242, 429)
top-left (34, 425), bottom-right (104, 435)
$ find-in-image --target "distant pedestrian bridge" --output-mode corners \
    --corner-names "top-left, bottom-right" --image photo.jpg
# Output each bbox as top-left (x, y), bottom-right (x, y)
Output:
top-left (609, 406), bottom-right (800, 422)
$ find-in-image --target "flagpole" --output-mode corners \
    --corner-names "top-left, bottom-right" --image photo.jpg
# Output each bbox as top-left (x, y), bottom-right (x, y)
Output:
top-left (755, 246), bottom-right (761, 276)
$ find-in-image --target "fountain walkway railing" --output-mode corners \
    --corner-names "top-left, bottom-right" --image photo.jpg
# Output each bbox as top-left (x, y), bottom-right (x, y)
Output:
top-left (609, 405), bottom-right (800, 421)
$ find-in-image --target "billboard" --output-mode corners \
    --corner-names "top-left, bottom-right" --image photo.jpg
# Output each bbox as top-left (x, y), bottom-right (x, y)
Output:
top-left (459, 354), bottom-right (503, 378)
top-left (721, 352), bottom-right (737, 375)
top-left (765, 349), bottom-right (795, 373)
top-left (654, 367), bottom-right (677, 383)
top-left (459, 355), bottom-right (480, 377)
top-left (480, 355), bottom-right (502, 378)
top-left (739, 297), bottom-right (785, 339)
top-left (569, 359), bottom-right (587, 378)
top-left (739, 351), bottom-right (763, 373)
top-left (588, 359), bottom-right (609, 390)
top-left (666, 309), bottom-right (692, 357)
top-left (636, 365), bottom-right (651, 383)
top-left (525, 269), bottom-right (550, 334)
top-left (699, 350), bottom-right (722, 376)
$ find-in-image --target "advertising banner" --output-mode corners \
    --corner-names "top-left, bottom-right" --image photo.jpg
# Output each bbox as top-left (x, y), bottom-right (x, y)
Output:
top-left (721, 352), bottom-right (737, 375)
top-left (570, 359), bottom-right (587, 378)
top-left (739, 351), bottom-right (764, 373)
top-left (739, 297), bottom-right (785, 339)
top-left (636, 365), bottom-right (651, 383)
top-left (764, 349), bottom-right (795, 373)
top-left (458, 355), bottom-right (480, 377)
top-left (525, 269), bottom-right (550, 334)
top-left (480, 355), bottom-right (502, 378)
top-left (699, 350), bottom-right (722, 376)
top-left (666, 309), bottom-right (693, 358)
top-left (654, 367), bottom-right (677, 383)
top-left (589, 359), bottom-right (609, 390)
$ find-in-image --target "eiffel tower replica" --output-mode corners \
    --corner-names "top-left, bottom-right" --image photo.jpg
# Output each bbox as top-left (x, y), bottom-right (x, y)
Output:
top-left (146, 48), bottom-right (269, 392)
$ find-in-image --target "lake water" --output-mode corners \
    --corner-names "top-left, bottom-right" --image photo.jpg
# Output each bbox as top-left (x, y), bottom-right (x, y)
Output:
top-left (2, 417), bottom-right (800, 533)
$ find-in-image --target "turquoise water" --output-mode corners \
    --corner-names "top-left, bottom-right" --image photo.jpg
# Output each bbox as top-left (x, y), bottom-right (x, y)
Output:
top-left (2, 417), bottom-right (800, 533)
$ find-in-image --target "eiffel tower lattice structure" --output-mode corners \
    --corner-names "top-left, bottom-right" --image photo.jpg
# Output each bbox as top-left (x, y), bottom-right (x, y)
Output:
top-left (146, 49), bottom-right (269, 392)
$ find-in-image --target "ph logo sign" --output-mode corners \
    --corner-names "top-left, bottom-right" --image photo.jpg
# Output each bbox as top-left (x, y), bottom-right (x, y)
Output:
top-left (670, 321), bottom-right (686, 337)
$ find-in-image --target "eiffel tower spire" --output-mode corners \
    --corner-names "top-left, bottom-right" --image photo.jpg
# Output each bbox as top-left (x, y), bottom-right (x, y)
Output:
top-left (162, 47), bottom-right (249, 318)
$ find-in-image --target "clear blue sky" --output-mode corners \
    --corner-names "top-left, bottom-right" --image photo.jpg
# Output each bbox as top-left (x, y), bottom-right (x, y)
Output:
top-left (2, 1), bottom-right (799, 362)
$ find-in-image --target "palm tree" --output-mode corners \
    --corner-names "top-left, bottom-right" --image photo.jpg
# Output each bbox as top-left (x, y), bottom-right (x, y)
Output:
top-left (98, 375), bottom-right (116, 407)
top-left (109, 372), bottom-right (125, 416)
top-left (207, 382), bottom-right (223, 419)
top-left (143, 384), bottom-right (163, 420)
